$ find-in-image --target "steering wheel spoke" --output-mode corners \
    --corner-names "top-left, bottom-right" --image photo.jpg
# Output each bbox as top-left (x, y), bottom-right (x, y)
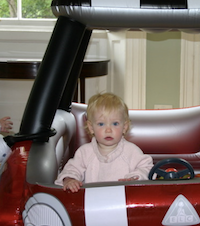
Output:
top-left (155, 168), bottom-right (167, 177)
top-left (177, 169), bottom-right (190, 178)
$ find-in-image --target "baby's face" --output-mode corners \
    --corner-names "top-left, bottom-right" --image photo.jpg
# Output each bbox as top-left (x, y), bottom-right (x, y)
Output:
top-left (87, 109), bottom-right (128, 150)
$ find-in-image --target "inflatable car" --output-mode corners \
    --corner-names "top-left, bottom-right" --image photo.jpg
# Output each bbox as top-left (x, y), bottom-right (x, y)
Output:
top-left (1, 0), bottom-right (200, 225)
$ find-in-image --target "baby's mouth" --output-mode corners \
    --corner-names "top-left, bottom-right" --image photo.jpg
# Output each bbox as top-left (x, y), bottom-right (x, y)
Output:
top-left (105, 137), bottom-right (113, 141)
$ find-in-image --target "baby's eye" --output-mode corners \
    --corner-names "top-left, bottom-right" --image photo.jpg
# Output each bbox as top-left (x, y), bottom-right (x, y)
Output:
top-left (98, 122), bottom-right (104, 126)
top-left (113, 122), bottom-right (119, 126)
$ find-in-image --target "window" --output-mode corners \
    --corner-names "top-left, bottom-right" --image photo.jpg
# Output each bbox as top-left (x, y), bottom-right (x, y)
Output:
top-left (0, 0), bottom-right (54, 19)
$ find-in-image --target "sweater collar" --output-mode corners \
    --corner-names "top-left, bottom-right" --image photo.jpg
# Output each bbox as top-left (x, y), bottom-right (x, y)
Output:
top-left (91, 136), bottom-right (124, 163)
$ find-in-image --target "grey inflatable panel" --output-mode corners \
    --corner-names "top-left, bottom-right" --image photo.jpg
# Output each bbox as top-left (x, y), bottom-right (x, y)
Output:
top-left (51, 0), bottom-right (200, 33)
top-left (26, 110), bottom-right (76, 184)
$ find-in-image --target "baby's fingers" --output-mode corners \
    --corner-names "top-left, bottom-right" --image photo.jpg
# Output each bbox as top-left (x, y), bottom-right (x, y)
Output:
top-left (69, 183), bottom-right (80, 193)
top-left (118, 176), bottom-right (139, 182)
top-left (64, 180), bottom-right (83, 193)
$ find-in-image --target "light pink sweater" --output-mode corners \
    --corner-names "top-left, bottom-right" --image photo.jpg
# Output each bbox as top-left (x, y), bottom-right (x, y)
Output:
top-left (55, 137), bottom-right (153, 186)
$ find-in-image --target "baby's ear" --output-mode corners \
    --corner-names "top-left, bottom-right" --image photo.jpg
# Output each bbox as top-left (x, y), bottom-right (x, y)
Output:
top-left (123, 121), bottom-right (129, 134)
top-left (87, 120), bottom-right (94, 134)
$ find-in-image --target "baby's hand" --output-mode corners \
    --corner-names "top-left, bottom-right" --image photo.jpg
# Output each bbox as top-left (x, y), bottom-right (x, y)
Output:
top-left (118, 176), bottom-right (139, 181)
top-left (63, 177), bottom-right (83, 193)
top-left (0, 117), bottom-right (13, 133)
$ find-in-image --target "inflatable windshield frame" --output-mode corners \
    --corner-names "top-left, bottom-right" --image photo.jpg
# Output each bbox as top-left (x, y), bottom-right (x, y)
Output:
top-left (51, 0), bottom-right (200, 33)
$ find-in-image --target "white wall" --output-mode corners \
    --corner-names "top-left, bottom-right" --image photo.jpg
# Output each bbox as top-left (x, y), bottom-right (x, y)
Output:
top-left (84, 31), bottom-right (109, 102)
top-left (0, 79), bottom-right (34, 134)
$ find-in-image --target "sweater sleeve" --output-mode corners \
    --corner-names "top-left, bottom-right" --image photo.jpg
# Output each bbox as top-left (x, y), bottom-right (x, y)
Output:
top-left (54, 144), bottom-right (92, 186)
top-left (123, 141), bottom-right (154, 180)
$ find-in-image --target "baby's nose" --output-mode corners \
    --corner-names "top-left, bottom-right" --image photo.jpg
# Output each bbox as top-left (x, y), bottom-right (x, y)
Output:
top-left (105, 126), bottom-right (112, 132)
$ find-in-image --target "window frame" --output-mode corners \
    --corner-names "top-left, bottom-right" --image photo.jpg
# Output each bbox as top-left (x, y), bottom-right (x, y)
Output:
top-left (0, 0), bottom-right (56, 32)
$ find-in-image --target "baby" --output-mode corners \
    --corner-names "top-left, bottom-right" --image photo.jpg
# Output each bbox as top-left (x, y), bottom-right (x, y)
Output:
top-left (55, 93), bottom-right (153, 192)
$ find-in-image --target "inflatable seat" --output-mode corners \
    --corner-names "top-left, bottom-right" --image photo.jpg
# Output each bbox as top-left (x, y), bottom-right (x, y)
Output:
top-left (71, 102), bottom-right (200, 174)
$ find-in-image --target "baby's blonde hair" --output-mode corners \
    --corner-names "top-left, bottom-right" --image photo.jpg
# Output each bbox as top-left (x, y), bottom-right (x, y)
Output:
top-left (86, 93), bottom-right (130, 133)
